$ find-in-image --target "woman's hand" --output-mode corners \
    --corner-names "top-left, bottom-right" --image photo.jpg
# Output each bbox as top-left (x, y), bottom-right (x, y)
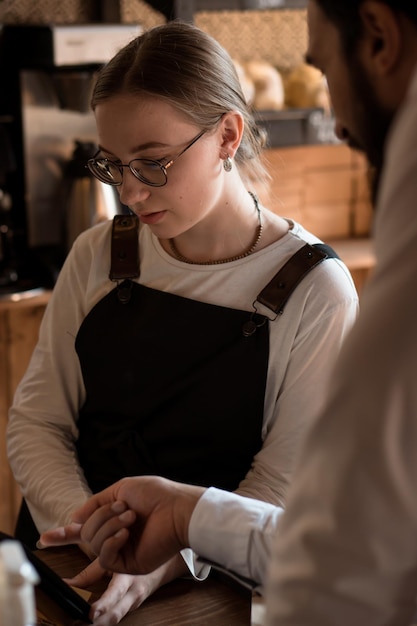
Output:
top-left (64, 554), bottom-right (188, 625)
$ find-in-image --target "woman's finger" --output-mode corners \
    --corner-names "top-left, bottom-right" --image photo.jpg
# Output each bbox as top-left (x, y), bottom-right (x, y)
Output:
top-left (38, 522), bottom-right (83, 547)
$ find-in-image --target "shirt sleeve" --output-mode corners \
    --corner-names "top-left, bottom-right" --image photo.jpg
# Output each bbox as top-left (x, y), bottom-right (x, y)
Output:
top-left (236, 256), bottom-right (358, 508)
top-left (189, 487), bottom-right (284, 589)
top-left (6, 230), bottom-right (107, 533)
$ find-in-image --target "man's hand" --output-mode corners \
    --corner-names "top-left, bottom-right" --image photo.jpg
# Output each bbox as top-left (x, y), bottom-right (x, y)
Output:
top-left (39, 475), bottom-right (205, 575)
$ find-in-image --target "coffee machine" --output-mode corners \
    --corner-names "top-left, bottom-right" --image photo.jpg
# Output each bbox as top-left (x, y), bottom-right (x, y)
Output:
top-left (0, 23), bottom-right (141, 297)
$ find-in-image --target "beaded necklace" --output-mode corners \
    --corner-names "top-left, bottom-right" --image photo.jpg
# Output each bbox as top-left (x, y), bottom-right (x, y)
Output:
top-left (169, 191), bottom-right (262, 265)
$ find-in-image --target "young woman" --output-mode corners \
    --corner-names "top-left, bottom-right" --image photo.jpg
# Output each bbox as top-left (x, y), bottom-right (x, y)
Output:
top-left (7, 21), bottom-right (358, 626)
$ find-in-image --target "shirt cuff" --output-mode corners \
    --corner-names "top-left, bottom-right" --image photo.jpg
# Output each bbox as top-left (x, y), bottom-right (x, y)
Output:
top-left (180, 548), bottom-right (211, 580)
top-left (188, 487), bottom-right (282, 586)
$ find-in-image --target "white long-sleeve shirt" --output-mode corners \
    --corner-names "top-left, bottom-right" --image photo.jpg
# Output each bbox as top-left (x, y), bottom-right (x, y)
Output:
top-left (265, 61), bottom-right (417, 626)
top-left (188, 64), bottom-right (417, 626)
top-left (190, 487), bottom-right (282, 587)
top-left (7, 217), bottom-right (357, 538)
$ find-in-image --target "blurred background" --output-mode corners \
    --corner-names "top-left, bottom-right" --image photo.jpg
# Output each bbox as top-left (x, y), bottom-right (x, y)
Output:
top-left (0, 0), bottom-right (367, 302)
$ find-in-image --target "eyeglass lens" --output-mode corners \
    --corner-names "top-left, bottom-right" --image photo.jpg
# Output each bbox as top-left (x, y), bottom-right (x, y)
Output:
top-left (87, 129), bottom-right (205, 188)
top-left (88, 158), bottom-right (167, 187)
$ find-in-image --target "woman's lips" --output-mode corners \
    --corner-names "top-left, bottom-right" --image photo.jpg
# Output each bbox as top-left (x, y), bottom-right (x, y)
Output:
top-left (138, 210), bottom-right (167, 225)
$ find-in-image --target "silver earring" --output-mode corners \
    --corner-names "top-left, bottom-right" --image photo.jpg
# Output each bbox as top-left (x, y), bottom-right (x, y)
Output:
top-left (223, 155), bottom-right (232, 172)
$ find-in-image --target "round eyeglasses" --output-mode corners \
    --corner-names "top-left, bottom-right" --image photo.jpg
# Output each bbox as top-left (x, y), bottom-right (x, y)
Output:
top-left (86, 129), bottom-right (206, 188)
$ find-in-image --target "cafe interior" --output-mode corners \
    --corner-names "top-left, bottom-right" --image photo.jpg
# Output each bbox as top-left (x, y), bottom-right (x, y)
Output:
top-left (0, 1), bottom-right (376, 624)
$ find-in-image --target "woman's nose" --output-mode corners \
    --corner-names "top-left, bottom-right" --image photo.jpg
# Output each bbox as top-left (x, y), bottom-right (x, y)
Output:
top-left (118, 170), bottom-right (152, 206)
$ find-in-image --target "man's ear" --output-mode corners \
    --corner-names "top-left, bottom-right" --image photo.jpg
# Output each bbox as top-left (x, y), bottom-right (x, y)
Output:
top-left (219, 111), bottom-right (244, 160)
top-left (359, 1), bottom-right (401, 74)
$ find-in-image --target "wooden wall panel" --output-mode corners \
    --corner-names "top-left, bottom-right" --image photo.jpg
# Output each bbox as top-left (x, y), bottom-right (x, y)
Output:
top-left (0, 293), bottom-right (49, 534)
top-left (259, 144), bottom-right (373, 240)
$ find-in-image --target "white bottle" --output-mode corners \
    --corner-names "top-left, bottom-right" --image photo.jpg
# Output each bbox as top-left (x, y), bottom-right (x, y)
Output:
top-left (0, 540), bottom-right (39, 626)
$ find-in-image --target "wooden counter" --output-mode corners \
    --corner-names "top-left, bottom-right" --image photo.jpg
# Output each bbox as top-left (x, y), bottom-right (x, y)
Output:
top-left (0, 290), bottom-right (51, 534)
top-left (35, 545), bottom-right (252, 625)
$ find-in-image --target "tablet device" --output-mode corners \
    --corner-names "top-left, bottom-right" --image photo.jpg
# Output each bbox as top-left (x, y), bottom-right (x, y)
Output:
top-left (0, 530), bottom-right (92, 624)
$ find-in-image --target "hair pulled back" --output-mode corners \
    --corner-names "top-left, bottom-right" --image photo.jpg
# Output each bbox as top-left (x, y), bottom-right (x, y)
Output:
top-left (91, 21), bottom-right (269, 185)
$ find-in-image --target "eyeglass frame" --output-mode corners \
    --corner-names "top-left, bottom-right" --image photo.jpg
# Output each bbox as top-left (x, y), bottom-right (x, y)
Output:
top-left (86, 129), bottom-right (206, 188)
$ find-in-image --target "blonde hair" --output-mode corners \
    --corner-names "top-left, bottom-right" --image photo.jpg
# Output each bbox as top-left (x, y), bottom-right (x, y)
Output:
top-left (91, 21), bottom-right (270, 187)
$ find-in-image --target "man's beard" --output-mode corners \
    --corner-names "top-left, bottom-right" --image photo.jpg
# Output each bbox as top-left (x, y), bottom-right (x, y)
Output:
top-left (346, 57), bottom-right (394, 207)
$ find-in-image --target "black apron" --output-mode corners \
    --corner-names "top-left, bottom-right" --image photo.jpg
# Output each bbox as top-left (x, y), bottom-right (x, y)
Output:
top-left (14, 213), bottom-right (337, 548)
top-left (75, 282), bottom-right (269, 493)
